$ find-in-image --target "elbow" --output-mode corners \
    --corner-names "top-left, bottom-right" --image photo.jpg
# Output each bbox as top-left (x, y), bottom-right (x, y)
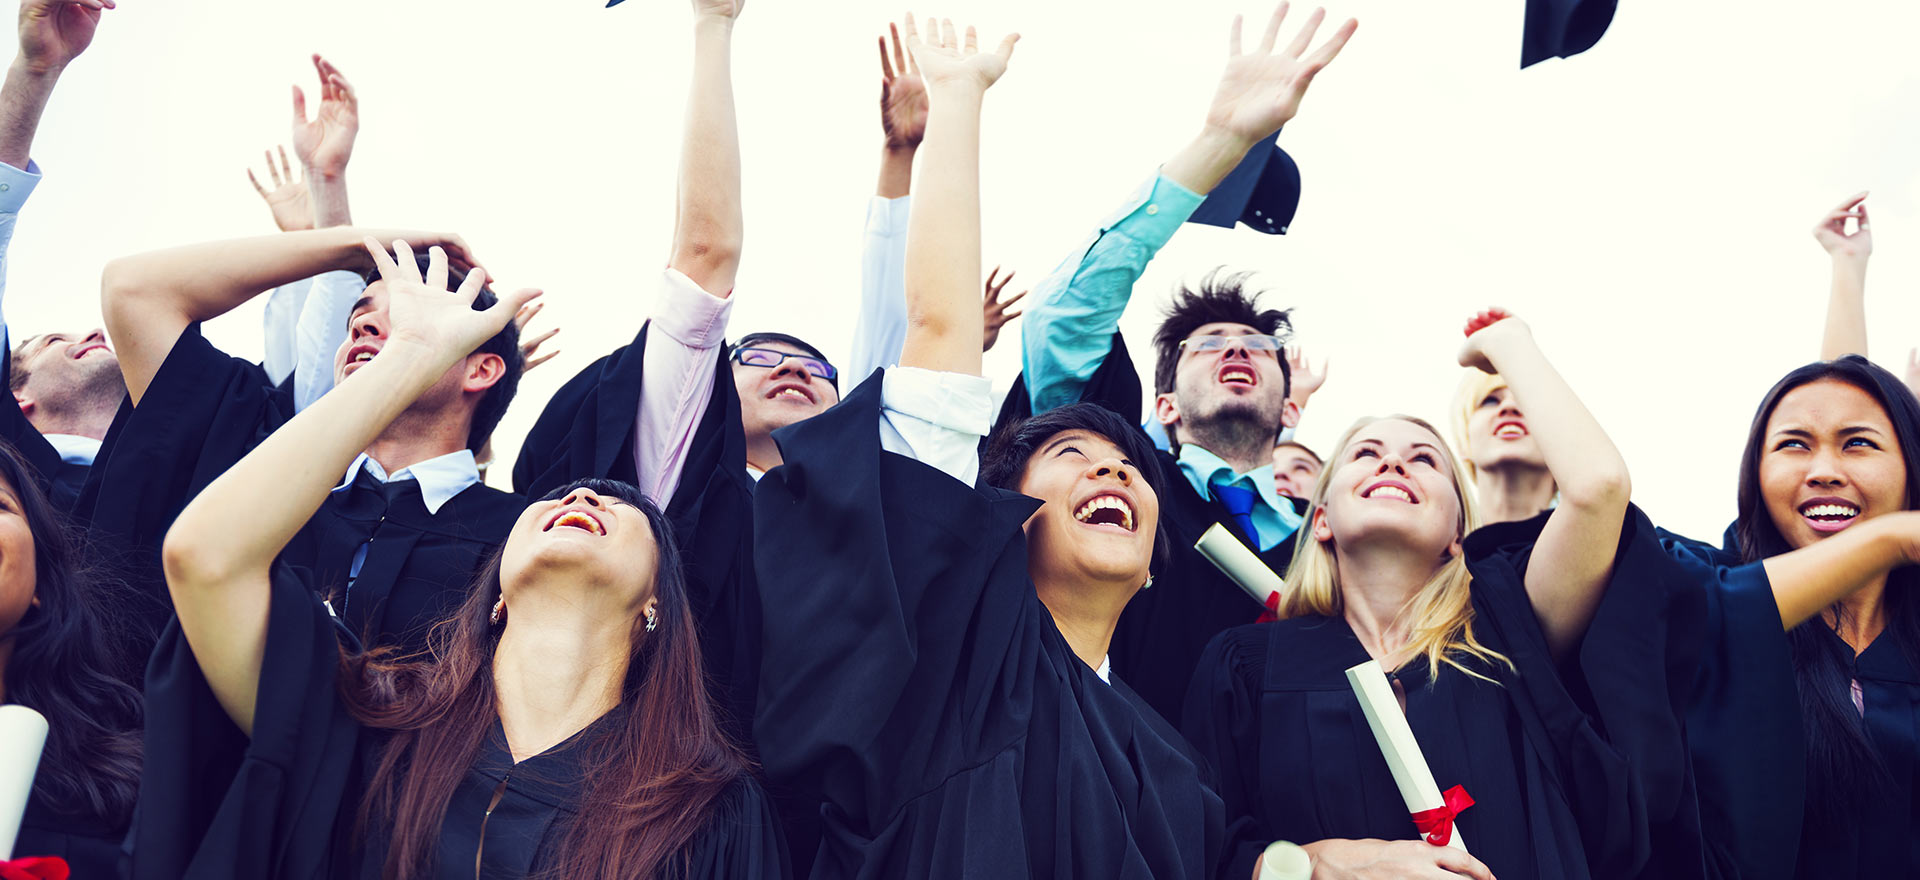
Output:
top-left (160, 521), bottom-right (239, 604)
top-left (1557, 467), bottom-right (1632, 514)
top-left (669, 229), bottom-right (743, 283)
top-left (99, 256), bottom-right (145, 320)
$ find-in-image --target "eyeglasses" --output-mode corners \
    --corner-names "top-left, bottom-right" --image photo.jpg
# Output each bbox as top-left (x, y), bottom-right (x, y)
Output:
top-left (1177, 334), bottom-right (1284, 355)
top-left (730, 347), bottom-right (838, 380)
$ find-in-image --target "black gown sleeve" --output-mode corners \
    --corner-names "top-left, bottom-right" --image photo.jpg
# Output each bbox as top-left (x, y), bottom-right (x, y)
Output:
top-left (129, 565), bottom-right (363, 880)
top-left (1182, 626), bottom-right (1278, 880)
top-left (510, 324), bottom-right (651, 499)
top-left (1465, 504), bottom-right (1709, 878)
top-left (670, 776), bottom-right (793, 880)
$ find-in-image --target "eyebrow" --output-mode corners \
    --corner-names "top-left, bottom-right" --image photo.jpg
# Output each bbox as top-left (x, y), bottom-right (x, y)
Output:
top-left (1351, 438), bottom-right (1443, 455)
top-left (1772, 425), bottom-right (1887, 439)
top-left (1040, 434), bottom-right (1088, 456)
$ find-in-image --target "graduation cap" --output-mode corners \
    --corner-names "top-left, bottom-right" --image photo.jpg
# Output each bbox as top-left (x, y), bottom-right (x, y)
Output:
top-left (1520, 0), bottom-right (1618, 68)
top-left (1187, 135), bottom-right (1300, 236)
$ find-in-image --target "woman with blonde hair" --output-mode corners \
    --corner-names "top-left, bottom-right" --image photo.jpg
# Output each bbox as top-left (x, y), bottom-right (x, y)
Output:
top-left (1184, 309), bottom-right (1700, 879)
top-left (1450, 369), bottom-right (1556, 525)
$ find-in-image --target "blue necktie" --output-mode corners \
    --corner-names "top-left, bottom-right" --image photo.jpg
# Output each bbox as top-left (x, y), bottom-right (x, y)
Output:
top-left (1211, 481), bottom-right (1261, 546)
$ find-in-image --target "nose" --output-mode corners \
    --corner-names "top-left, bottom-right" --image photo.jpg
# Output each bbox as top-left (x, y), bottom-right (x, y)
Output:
top-left (1375, 454), bottom-right (1409, 476)
top-left (83, 328), bottom-right (106, 344)
top-left (350, 309), bottom-right (385, 341)
top-left (1088, 458), bottom-right (1134, 486)
top-left (772, 358), bottom-right (814, 383)
top-left (1497, 401), bottom-right (1524, 419)
top-left (1219, 338), bottom-right (1253, 361)
top-left (1804, 448), bottom-right (1847, 488)
top-left (561, 487), bottom-right (606, 508)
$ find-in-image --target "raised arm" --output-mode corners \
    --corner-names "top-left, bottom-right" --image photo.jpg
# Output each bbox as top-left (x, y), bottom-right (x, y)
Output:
top-left (1814, 192), bottom-right (1870, 361)
top-left (1283, 344), bottom-right (1325, 430)
top-left (1458, 309), bottom-right (1630, 660)
top-left (667, 0), bottom-right (743, 296)
top-left (159, 241), bottom-right (533, 734)
top-left (292, 53), bottom-right (357, 228)
top-left (1021, 4), bottom-right (1354, 412)
top-left (845, 23), bottom-right (927, 383)
top-left (0, 0), bottom-right (106, 171)
top-left (898, 15), bottom-right (1017, 376)
top-left (101, 226), bottom-right (476, 405)
top-left (1763, 510), bottom-right (1920, 629)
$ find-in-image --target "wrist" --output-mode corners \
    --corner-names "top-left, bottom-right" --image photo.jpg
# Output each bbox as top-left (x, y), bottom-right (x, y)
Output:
top-left (8, 57), bottom-right (64, 81)
top-left (693, 15), bottom-right (735, 36)
top-left (883, 141), bottom-right (920, 156)
top-left (926, 80), bottom-right (988, 101)
top-left (1194, 125), bottom-right (1259, 163)
top-left (307, 164), bottom-right (348, 184)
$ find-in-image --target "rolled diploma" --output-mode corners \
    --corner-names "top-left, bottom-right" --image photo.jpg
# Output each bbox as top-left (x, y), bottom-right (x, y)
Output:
top-left (1194, 523), bottom-right (1285, 609)
top-left (1258, 841), bottom-right (1312, 880)
top-left (1344, 660), bottom-right (1468, 853)
top-left (0, 705), bottom-right (50, 860)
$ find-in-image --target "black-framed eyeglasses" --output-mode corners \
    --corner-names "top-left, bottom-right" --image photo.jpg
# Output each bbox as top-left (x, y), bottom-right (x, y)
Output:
top-left (1177, 334), bottom-right (1284, 355)
top-left (730, 346), bottom-right (838, 380)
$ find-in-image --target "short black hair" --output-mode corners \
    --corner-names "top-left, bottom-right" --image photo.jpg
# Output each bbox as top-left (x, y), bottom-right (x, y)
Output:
top-left (1151, 268), bottom-right (1293, 398)
top-left (360, 255), bottom-right (523, 453)
top-left (732, 331), bottom-right (839, 388)
top-left (981, 402), bottom-right (1173, 568)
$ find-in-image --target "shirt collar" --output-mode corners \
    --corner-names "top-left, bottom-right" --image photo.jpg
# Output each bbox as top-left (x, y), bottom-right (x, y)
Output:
top-left (42, 433), bottom-right (99, 467)
top-left (331, 449), bottom-right (481, 515)
top-left (1177, 443), bottom-right (1285, 511)
top-left (1096, 654), bottom-right (1112, 685)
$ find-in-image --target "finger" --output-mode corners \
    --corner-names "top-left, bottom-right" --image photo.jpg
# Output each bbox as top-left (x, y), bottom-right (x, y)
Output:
top-left (390, 240), bottom-right (422, 284)
top-left (891, 21), bottom-right (907, 71)
top-left (425, 246), bottom-right (452, 292)
top-left (1432, 849), bottom-right (1497, 880)
top-left (264, 150), bottom-right (284, 187)
top-left (330, 72), bottom-right (357, 106)
top-left (1282, 7), bottom-right (1325, 58)
top-left (1857, 201), bottom-right (1871, 231)
top-left (513, 300), bottom-right (545, 331)
top-left (999, 289), bottom-right (1028, 309)
top-left (523, 327), bottom-right (561, 349)
top-left (1257, 2), bottom-right (1289, 54)
top-left (965, 25), bottom-right (978, 55)
top-left (291, 84), bottom-right (308, 124)
top-left (1304, 17), bottom-right (1358, 67)
top-left (997, 32), bottom-right (1019, 64)
top-left (984, 265), bottom-right (1002, 294)
top-left (942, 19), bottom-right (957, 50)
top-left (495, 287), bottom-right (543, 321)
top-left (879, 35), bottom-right (895, 78)
top-left (277, 144), bottom-right (293, 179)
top-left (248, 169), bottom-right (268, 198)
top-left (901, 12), bottom-right (921, 50)
top-left (1000, 308), bottom-right (1022, 322)
top-left (1832, 190), bottom-right (1869, 212)
top-left (1228, 13), bottom-right (1244, 56)
top-left (525, 350), bottom-right (559, 370)
top-left (363, 236), bottom-right (401, 280)
top-left (453, 265), bottom-right (490, 306)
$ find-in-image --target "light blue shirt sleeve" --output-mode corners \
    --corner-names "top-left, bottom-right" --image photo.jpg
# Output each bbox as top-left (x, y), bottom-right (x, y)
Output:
top-left (0, 160), bottom-right (46, 329)
top-left (290, 271), bottom-right (367, 412)
top-left (847, 195), bottom-right (911, 385)
top-left (1021, 172), bottom-right (1204, 414)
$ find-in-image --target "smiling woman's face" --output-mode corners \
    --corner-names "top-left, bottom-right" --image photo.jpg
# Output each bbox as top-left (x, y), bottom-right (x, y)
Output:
top-left (499, 484), bottom-right (660, 614)
top-left (1758, 378), bottom-right (1909, 550)
top-left (1313, 418), bottom-right (1464, 560)
top-left (1016, 429), bottom-right (1160, 592)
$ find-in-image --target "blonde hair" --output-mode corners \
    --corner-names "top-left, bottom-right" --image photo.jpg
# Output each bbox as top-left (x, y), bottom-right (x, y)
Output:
top-left (1449, 370), bottom-right (1507, 482)
top-left (1274, 414), bottom-right (1512, 682)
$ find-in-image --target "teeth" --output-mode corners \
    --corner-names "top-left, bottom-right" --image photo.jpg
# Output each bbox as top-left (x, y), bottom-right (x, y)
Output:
top-left (352, 352), bottom-right (375, 363)
top-left (1802, 504), bottom-right (1860, 519)
top-left (1220, 367), bottom-right (1254, 384)
top-left (776, 387), bottom-right (808, 401)
top-left (1072, 495), bottom-right (1135, 531)
top-left (1367, 485), bottom-right (1413, 503)
top-left (553, 511), bottom-right (602, 534)
top-left (1495, 424), bottom-right (1525, 437)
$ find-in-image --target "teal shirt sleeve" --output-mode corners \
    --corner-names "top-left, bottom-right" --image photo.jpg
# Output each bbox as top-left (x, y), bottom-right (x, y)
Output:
top-left (1021, 172), bottom-right (1204, 413)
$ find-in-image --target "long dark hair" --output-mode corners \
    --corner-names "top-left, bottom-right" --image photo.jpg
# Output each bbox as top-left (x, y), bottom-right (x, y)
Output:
top-left (0, 438), bottom-right (143, 826)
top-left (338, 478), bottom-right (749, 879)
top-left (1733, 355), bottom-right (1920, 831)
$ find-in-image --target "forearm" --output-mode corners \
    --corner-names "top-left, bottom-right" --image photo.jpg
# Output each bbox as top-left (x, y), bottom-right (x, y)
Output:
top-left (877, 143), bottom-right (915, 198)
top-left (0, 62), bottom-right (58, 171)
top-left (307, 168), bottom-right (351, 228)
top-left (668, 17), bottom-right (743, 296)
top-left (1161, 126), bottom-right (1256, 197)
top-left (1764, 513), bottom-right (1914, 628)
top-left (900, 85), bottom-right (984, 376)
top-left (1819, 257), bottom-right (1868, 360)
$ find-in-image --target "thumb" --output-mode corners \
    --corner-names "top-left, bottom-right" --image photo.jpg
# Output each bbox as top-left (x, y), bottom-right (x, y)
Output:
top-left (996, 32), bottom-right (1020, 64)
top-left (488, 288), bottom-right (544, 329)
top-left (291, 84), bottom-right (308, 124)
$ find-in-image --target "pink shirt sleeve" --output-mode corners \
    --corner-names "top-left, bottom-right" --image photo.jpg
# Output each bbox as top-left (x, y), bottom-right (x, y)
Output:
top-left (633, 268), bottom-right (734, 506)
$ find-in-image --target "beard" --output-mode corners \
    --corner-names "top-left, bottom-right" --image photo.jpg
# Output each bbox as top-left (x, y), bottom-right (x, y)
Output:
top-left (1179, 388), bottom-right (1288, 463)
top-left (36, 356), bottom-right (127, 420)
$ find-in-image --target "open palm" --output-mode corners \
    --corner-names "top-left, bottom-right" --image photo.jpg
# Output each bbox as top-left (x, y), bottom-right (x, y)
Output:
top-left (1207, 4), bottom-right (1357, 144)
top-left (879, 23), bottom-right (929, 148)
top-left (292, 55), bottom-right (359, 177)
top-left (365, 239), bottom-right (533, 361)
top-left (902, 15), bottom-right (1018, 91)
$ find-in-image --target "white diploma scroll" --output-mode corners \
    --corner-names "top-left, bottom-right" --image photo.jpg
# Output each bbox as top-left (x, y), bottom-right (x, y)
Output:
top-left (1194, 523), bottom-right (1285, 610)
top-left (1343, 660), bottom-right (1469, 853)
top-left (1258, 841), bottom-right (1312, 880)
top-left (0, 704), bottom-right (50, 860)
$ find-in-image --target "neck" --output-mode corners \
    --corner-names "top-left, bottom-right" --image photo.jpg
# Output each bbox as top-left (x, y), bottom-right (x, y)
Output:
top-left (364, 408), bottom-right (470, 475)
top-left (1178, 421), bottom-right (1272, 475)
top-left (32, 388), bottom-right (125, 441)
top-left (744, 432), bottom-right (783, 475)
top-left (1474, 463), bottom-right (1555, 525)
top-left (492, 604), bottom-right (631, 762)
top-left (1033, 573), bottom-right (1133, 673)
top-left (1825, 576), bottom-right (1889, 655)
top-left (1334, 540), bottom-right (1445, 668)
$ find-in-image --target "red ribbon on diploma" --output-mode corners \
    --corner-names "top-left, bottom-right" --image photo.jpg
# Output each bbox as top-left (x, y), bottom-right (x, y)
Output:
top-left (1256, 590), bottom-right (1282, 623)
top-left (0, 857), bottom-right (70, 880)
top-left (1410, 785), bottom-right (1474, 847)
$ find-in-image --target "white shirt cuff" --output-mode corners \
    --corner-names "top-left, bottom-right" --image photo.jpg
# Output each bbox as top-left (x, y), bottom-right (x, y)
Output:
top-left (878, 366), bottom-right (993, 486)
top-left (651, 268), bottom-right (734, 349)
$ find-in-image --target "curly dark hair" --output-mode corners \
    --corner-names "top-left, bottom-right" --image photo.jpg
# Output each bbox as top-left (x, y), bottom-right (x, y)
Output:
top-left (1150, 268), bottom-right (1293, 398)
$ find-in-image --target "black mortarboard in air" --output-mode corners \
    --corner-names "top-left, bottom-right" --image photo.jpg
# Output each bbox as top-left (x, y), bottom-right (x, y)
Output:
top-left (1187, 134), bottom-right (1300, 236)
top-left (1520, 0), bottom-right (1619, 67)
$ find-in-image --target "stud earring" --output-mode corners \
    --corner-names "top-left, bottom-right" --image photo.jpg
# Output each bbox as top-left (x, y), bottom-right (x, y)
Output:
top-left (645, 607), bottom-right (658, 633)
top-left (1141, 576), bottom-right (1154, 591)
top-left (490, 597), bottom-right (506, 626)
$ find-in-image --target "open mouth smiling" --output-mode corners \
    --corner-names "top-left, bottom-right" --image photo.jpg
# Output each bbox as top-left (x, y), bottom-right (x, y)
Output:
top-left (1798, 496), bottom-right (1861, 533)
top-left (767, 382), bottom-right (816, 404)
top-left (1073, 492), bottom-right (1137, 532)
top-left (1493, 419), bottom-right (1527, 439)
top-left (543, 508), bottom-right (607, 536)
top-left (70, 342), bottom-right (111, 360)
top-left (1361, 479), bottom-right (1418, 504)
top-left (1218, 364), bottom-right (1257, 388)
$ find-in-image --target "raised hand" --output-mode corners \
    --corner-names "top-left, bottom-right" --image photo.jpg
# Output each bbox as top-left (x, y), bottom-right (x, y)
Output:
top-left (292, 54), bottom-right (359, 178)
top-left (879, 22), bottom-right (929, 149)
top-left (1207, 3), bottom-right (1357, 147)
top-left (247, 146), bottom-right (312, 232)
top-left (1285, 344), bottom-right (1327, 398)
top-left (1906, 349), bottom-right (1920, 401)
top-left (692, 0), bottom-right (742, 21)
top-left (16, 0), bottom-right (110, 75)
top-left (1813, 191), bottom-right (1871, 262)
top-left (513, 301), bottom-right (561, 370)
top-left (982, 265), bottom-right (1026, 352)
top-left (901, 14), bottom-right (1018, 91)
top-left (354, 228), bottom-right (482, 277)
top-left (1458, 306), bottom-right (1531, 374)
top-left (362, 238), bottom-right (536, 364)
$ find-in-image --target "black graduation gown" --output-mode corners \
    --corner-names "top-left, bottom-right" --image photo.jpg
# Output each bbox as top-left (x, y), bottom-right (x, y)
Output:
top-left (1659, 530), bottom-right (1805, 880)
top-left (995, 333), bottom-right (1298, 724)
top-left (87, 322), bottom-right (523, 656)
top-left (754, 372), bottom-right (1225, 879)
top-left (1791, 624), bottom-right (1920, 878)
top-left (14, 800), bottom-right (123, 879)
top-left (1184, 507), bottom-right (1704, 880)
top-left (129, 565), bottom-right (787, 880)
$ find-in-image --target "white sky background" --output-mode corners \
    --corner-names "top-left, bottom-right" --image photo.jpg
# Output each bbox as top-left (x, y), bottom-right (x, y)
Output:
top-left (3, 0), bottom-right (1918, 540)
